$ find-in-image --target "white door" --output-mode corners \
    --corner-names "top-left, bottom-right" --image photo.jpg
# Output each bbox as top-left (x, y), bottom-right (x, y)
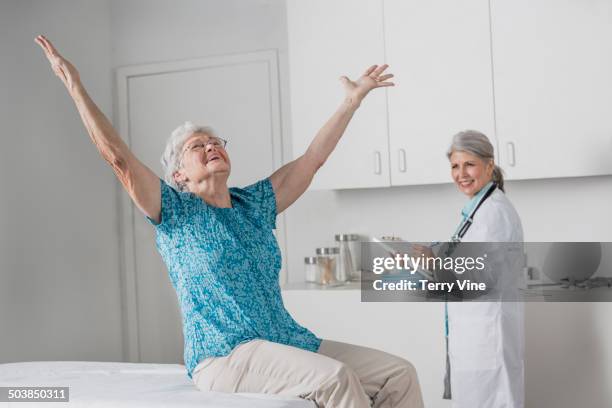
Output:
top-left (287, 0), bottom-right (390, 190)
top-left (490, 0), bottom-right (612, 180)
top-left (384, 0), bottom-right (496, 186)
top-left (116, 51), bottom-right (284, 363)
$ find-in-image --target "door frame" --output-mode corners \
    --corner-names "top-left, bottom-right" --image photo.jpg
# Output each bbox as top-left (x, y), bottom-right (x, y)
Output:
top-left (114, 50), bottom-right (288, 362)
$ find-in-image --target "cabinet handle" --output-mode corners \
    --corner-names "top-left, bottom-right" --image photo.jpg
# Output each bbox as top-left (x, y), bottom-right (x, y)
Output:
top-left (398, 149), bottom-right (407, 173)
top-left (374, 151), bottom-right (382, 175)
top-left (506, 142), bottom-right (516, 167)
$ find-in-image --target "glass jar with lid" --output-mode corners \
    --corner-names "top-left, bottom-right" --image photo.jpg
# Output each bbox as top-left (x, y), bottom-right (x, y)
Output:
top-left (315, 247), bottom-right (339, 285)
top-left (335, 234), bottom-right (360, 282)
top-left (304, 256), bottom-right (320, 284)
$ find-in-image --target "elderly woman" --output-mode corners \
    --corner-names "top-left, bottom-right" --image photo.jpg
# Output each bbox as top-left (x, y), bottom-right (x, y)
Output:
top-left (416, 130), bottom-right (524, 408)
top-left (36, 36), bottom-right (424, 408)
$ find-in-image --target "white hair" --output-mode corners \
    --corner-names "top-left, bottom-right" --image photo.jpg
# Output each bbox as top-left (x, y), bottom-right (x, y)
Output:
top-left (161, 121), bottom-right (217, 191)
top-left (447, 129), bottom-right (505, 192)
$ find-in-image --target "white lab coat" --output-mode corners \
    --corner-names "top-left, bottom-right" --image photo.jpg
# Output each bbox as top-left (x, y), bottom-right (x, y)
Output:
top-left (447, 189), bottom-right (525, 408)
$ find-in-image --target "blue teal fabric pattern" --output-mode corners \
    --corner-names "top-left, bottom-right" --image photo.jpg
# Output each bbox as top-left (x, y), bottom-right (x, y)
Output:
top-left (146, 178), bottom-right (321, 379)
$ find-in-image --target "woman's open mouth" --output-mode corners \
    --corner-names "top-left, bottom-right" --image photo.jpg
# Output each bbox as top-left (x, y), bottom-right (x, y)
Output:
top-left (207, 154), bottom-right (223, 163)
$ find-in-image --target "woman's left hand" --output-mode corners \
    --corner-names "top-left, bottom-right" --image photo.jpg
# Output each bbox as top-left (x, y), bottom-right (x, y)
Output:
top-left (270, 64), bottom-right (394, 214)
top-left (340, 64), bottom-right (394, 105)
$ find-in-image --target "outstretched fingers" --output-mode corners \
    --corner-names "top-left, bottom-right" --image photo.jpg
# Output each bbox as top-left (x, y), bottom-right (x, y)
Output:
top-left (38, 36), bottom-right (57, 55)
top-left (35, 36), bottom-right (50, 55)
top-left (363, 65), bottom-right (378, 76)
top-left (35, 35), bottom-right (69, 83)
top-left (371, 63), bottom-right (389, 77)
top-left (35, 37), bottom-right (54, 64)
top-left (375, 71), bottom-right (394, 87)
top-left (35, 36), bottom-right (62, 63)
top-left (35, 36), bottom-right (49, 58)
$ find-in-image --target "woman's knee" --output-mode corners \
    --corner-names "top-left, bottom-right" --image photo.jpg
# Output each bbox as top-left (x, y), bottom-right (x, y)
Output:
top-left (326, 361), bottom-right (360, 388)
top-left (395, 358), bottom-right (419, 383)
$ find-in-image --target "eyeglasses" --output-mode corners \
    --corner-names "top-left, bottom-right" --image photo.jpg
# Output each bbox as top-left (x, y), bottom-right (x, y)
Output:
top-left (179, 137), bottom-right (228, 166)
top-left (183, 137), bottom-right (228, 153)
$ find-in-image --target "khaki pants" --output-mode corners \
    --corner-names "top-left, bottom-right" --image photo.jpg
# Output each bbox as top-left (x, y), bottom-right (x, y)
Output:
top-left (193, 339), bottom-right (424, 408)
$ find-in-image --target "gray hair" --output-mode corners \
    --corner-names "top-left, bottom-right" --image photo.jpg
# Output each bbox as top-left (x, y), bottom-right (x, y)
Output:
top-left (446, 130), bottom-right (505, 192)
top-left (161, 121), bottom-right (217, 191)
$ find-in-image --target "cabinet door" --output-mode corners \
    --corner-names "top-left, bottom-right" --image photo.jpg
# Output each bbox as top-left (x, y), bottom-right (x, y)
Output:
top-left (491, 0), bottom-right (612, 180)
top-left (384, 0), bottom-right (496, 186)
top-left (287, 0), bottom-right (390, 189)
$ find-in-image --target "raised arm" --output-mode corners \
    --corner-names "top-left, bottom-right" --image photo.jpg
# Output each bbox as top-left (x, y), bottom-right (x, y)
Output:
top-left (35, 36), bottom-right (162, 223)
top-left (270, 64), bottom-right (394, 213)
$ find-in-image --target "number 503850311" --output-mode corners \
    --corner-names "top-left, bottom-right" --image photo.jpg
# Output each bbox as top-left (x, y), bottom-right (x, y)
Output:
top-left (1, 387), bottom-right (69, 402)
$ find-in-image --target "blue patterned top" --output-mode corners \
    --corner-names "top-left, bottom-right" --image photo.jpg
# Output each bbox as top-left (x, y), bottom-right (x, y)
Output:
top-left (146, 178), bottom-right (321, 378)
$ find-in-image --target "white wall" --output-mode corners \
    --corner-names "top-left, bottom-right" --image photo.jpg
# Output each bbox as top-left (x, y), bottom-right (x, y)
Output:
top-left (110, 0), bottom-right (288, 67)
top-left (284, 176), bottom-right (612, 280)
top-left (0, 0), bottom-right (123, 363)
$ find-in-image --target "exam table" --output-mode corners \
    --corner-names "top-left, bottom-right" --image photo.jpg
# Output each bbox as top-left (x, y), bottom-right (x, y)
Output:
top-left (0, 361), bottom-right (315, 407)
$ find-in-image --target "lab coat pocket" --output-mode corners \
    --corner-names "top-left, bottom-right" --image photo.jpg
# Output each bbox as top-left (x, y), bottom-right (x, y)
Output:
top-left (449, 303), bottom-right (500, 371)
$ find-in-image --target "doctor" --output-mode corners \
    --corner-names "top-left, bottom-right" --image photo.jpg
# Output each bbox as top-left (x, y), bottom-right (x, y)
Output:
top-left (419, 130), bottom-right (524, 407)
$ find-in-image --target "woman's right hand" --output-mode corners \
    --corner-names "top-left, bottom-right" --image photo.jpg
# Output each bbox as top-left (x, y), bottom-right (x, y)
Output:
top-left (34, 35), bottom-right (161, 223)
top-left (35, 35), bottom-right (81, 92)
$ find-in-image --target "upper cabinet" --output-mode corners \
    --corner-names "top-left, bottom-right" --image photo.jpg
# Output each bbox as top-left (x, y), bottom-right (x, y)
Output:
top-left (286, 0), bottom-right (612, 189)
top-left (384, 0), bottom-right (496, 185)
top-left (490, 0), bottom-right (612, 180)
top-left (286, 0), bottom-right (390, 189)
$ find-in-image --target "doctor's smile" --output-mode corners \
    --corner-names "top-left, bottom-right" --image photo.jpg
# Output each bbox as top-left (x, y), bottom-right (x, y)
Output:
top-left (450, 150), bottom-right (495, 198)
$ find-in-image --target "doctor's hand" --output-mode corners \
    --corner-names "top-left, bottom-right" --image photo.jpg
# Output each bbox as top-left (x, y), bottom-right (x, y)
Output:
top-left (340, 64), bottom-right (394, 106)
top-left (35, 35), bottom-right (81, 93)
top-left (409, 244), bottom-right (435, 260)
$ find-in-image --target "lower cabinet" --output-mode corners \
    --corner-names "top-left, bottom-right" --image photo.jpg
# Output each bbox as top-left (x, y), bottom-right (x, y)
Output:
top-left (282, 289), bottom-right (450, 408)
top-left (282, 290), bottom-right (612, 408)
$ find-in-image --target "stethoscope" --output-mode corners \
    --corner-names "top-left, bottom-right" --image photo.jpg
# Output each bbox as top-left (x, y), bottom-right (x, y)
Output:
top-left (451, 182), bottom-right (498, 243)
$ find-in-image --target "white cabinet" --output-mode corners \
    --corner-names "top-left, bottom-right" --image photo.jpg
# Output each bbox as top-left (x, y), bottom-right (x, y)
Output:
top-left (287, 0), bottom-right (612, 190)
top-left (490, 0), bottom-right (612, 180)
top-left (287, 0), bottom-right (496, 189)
top-left (384, 0), bottom-right (496, 185)
top-left (286, 0), bottom-right (391, 189)
top-left (281, 289), bottom-right (450, 408)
